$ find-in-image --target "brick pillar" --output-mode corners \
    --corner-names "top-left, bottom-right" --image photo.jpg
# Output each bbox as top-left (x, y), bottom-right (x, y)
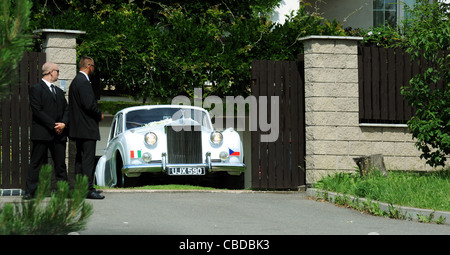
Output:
top-left (33, 29), bottom-right (86, 188)
top-left (299, 36), bottom-right (362, 184)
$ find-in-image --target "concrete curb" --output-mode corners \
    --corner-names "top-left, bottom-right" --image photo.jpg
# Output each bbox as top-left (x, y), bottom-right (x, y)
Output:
top-left (306, 188), bottom-right (450, 225)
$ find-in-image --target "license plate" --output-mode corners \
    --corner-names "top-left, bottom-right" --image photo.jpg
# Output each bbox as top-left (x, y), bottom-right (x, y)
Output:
top-left (168, 167), bottom-right (206, 175)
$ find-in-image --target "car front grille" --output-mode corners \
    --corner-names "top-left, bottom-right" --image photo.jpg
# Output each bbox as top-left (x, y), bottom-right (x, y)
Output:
top-left (166, 125), bottom-right (202, 164)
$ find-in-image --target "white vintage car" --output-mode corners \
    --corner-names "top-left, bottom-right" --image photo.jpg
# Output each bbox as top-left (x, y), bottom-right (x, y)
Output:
top-left (95, 105), bottom-right (246, 187)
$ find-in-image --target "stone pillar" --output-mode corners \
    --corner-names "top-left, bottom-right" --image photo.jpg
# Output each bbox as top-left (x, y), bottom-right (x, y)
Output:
top-left (33, 29), bottom-right (86, 188)
top-left (299, 36), bottom-right (362, 184)
top-left (33, 29), bottom-right (86, 98)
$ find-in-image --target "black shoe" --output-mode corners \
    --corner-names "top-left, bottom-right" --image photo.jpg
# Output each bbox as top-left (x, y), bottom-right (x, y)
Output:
top-left (91, 189), bottom-right (103, 194)
top-left (86, 190), bottom-right (105, 199)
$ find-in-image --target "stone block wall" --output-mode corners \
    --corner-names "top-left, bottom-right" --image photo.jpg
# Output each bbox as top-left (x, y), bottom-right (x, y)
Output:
top-left (300, 36), bottom-right (439, 184)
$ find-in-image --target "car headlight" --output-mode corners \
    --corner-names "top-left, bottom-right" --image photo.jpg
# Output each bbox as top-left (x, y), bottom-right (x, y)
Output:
top-left (210, 131), bottom-right (223, 145)
top-left (144, 132), bottom-right (157, 146)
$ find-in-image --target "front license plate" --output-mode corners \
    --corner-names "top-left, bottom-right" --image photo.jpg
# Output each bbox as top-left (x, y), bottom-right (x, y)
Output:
top-left (168, 167), bottom-right (206, 175)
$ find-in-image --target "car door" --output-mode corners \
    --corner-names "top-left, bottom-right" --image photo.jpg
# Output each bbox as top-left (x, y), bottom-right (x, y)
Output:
top-left (103, 113), bottom-right (123, 186)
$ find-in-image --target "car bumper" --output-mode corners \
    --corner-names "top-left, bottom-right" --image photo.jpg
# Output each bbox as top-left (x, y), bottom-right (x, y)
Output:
top-left (122, 162), bottom-right (246, 175)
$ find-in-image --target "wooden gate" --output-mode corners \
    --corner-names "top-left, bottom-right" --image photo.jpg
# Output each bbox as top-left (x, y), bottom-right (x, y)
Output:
top-left (250, 59), bottom-right (305, 189)
top-left (0, 52), bottom-right (46, 189)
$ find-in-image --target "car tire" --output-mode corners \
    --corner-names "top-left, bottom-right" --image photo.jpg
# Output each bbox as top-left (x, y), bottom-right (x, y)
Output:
top-left (116, 154), bottom-right (140, 188)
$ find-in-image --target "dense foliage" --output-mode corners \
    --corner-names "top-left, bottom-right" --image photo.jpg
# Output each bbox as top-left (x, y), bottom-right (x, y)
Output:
top-left (401, 1), bottom-right (450, 167)
top-left (29, 0), bottom-right (345, 101)
top-left (0, 0), bottom-right (32, 100)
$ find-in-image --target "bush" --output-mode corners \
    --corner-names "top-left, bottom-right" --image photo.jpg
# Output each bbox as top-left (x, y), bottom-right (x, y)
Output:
top-left (0, 165), bottom-right (93, 235)
top-left (401, 1), bottom-right (450, 167)
top-left (359, 25), bottom-right (403, 48)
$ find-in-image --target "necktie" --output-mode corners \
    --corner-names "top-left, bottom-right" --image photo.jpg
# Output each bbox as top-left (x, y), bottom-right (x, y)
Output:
top-left (51, 84), bottom-right (56, 94)
top-left (50, 84), bottom-right (56, 99)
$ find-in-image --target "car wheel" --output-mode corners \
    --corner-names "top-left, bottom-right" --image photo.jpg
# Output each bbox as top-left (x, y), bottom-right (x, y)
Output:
top-left (115, 154), bottom-right (140, 188)
top-left (115, 155), bottom-right (125, 187)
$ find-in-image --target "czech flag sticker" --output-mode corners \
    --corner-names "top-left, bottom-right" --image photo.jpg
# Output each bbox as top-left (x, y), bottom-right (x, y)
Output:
top-left (229, 148), bottom-right (240, 156)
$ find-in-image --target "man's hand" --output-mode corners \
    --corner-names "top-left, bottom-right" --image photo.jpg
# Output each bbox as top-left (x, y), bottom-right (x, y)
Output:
top-left (54, 122), bottom-right (66, 135)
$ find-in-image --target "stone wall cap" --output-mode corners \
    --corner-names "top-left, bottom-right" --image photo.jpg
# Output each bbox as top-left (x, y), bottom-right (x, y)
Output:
top-left (298, 35), bottom-right (363, 41)
top-left (33, 29), bottom-right (86, 35)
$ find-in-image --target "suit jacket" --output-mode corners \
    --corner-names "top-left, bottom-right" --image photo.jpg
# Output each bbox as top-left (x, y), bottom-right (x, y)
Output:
top-left (29, 80), bottom-right (69, 142)
top-left (68, 72), bottom-right (102, 141)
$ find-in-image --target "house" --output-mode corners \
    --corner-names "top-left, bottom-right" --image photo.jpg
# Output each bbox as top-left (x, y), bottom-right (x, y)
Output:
top-left (299, 0), bottom-right (447, 30)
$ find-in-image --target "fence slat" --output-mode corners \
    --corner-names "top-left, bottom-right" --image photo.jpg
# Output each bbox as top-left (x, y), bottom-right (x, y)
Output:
top-left (290, 61), bottom-right (300, 188)
top-left (379, 47), bottom-right (389, 120)
top-left (251, 60), bottom-right (261, 189)
top-left (371, 46), bottom-right (381, 120)
top-left (260, 60), bottom-right (270, 188)
top-left (395, 49), bottom-right (405, 122)
top-left (358, 47), bottom-right (364, 121)
top-left (387, 48), bottom-right (396, 121)
top-left (266, 61), bottom-right (276, 189)
top-left (274, 61), bottom-right (284, 188)
top-left (282, 62), bottom-right (292, 188)
top-left (11, 66), bottom-right (20, 187)
top-left (362, 46), bottom-right (372, 121)
top-left (1, 86), bottom-right (12, 187)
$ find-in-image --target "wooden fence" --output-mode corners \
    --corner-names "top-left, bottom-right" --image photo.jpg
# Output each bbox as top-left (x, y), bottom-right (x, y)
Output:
top-left (358, 45), bottom-right (416, 124)
top-left (0, 52), bottom-right (45, 189)
top-left (358, 45), bottom-right (449, 124)
top-left (251, 60), bottom-right (305, 189)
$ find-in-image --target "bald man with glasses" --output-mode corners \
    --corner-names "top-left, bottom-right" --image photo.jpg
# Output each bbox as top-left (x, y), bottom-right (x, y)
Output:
top-left (25, 62), bottom-right (69, 199)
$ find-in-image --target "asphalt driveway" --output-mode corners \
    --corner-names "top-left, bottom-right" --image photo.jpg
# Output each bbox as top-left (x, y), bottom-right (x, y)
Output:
top-left (79, 190), bottom-right (450, 235)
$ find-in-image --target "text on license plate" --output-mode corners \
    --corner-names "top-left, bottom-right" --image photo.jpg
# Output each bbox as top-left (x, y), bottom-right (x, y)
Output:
top-left (168, 167), bottom-right (206, 175)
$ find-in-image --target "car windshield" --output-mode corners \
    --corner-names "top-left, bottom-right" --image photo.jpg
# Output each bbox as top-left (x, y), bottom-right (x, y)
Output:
top-left (125, 107), bottom-right (211, 130)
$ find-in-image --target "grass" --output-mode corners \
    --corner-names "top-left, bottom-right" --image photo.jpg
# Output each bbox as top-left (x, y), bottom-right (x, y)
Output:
top-left (313, 168), bottom-right (450, 212)
top-left (129, 184), bottom-right (219, 190)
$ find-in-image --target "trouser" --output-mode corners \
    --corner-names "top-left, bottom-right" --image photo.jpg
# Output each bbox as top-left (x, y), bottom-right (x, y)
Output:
top-left (74, 139), bottom-right (97, 191)
top-left (26, 140), bottom-right (68, 195)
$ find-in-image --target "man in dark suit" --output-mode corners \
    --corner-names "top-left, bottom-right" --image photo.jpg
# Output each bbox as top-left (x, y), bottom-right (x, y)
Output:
top-left (69, 56), bottom-right (104, 199)
top-left (25, 62), bottom-right (69, 198)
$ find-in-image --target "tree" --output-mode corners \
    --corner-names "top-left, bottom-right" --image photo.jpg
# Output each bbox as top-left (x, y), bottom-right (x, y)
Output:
top-left (29, 0), bottom-right (281, 100)
top-left (401, 0), bottom-right (450, 167)
top-left (0, 0), bottom-right (32, 100)
top-left (28, 0), bottom-right (345, 101)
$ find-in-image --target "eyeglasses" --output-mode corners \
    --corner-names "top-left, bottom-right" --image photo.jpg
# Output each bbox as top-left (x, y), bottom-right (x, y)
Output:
top-left (52, 69), bottom-right (60, 73)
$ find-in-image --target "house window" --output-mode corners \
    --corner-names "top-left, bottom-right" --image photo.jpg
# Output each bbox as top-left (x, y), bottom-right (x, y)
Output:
top-left (373, 0), bottom-right (398, 27)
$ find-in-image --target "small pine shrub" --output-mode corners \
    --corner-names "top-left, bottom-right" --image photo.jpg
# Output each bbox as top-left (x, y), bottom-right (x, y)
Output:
top-left (0, 165), bottom-right (93, 235)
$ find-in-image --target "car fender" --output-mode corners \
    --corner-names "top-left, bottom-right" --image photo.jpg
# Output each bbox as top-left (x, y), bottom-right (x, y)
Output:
top-left (112, 138), bottom-right (127, 185)
top-left (222, 128), bottom-right (244, 158)
top-left (95, 155), bottom-right (107, 187)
